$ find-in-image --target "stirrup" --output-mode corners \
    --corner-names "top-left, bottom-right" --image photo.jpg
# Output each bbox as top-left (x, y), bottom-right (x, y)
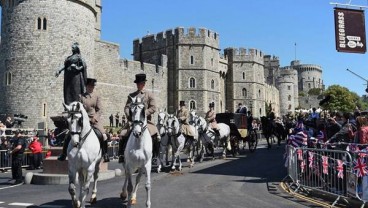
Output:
top-left (57, 154), bottom-right (67, 161)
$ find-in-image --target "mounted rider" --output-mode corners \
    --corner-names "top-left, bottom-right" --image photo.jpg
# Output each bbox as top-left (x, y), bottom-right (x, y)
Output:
top-left (205, 102), bottom-right (220, 136)
top-left (177, 101), bottom-right (195, 138)
top-left (58, 78), bottom-right (110, 162)
top-left (118, 73), bottom-right (160, 163)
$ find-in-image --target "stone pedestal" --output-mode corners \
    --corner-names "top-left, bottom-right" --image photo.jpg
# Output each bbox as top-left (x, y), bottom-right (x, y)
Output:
top-left (42, 147), bottom-right (108, 174)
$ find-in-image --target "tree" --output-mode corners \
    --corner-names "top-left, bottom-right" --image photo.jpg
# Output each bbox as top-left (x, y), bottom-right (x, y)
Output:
top-left (322, 85), bottom-right (357, 112)
top-left (308, 88), bottom-right (322, 95)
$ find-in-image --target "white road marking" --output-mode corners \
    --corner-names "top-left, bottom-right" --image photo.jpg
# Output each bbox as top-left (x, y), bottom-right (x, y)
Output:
top-left (39, 205), bottom-right (66, 208)
top-left (8, 202), bottom-right (34, 206)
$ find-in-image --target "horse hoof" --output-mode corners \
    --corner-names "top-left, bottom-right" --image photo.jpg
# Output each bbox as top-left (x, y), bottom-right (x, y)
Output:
top-left (131, 198), bottom-right (137, 205)
top-left (90, 197), bottom-right (97, 204)
top-left (120, 192), bottom-right (127, 201)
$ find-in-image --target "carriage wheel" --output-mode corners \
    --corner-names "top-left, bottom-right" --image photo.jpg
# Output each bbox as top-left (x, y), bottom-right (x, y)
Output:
top-left (248, 132), bottom-right (258, 152)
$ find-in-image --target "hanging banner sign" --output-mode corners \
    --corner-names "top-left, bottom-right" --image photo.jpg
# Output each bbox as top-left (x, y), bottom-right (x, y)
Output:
top-left (334, 8), bottom-right (366, 53)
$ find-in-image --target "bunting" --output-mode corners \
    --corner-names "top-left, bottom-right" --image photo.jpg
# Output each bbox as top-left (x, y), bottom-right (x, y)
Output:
top-left (336, 159), bottom-right (344, 179)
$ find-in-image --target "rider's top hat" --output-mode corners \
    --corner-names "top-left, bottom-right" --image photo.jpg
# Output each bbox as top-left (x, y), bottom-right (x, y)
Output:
top-left (134, 73), bottom-right (147, 83)
top-left (86, 78), bottom-right (97, 86)
top-left (179, 100), bottom-right (185, 106)
top-left (209, 102), bottom-right (214, 108)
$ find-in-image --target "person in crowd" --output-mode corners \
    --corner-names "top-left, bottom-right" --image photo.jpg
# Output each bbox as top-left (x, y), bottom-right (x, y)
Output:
top-left (247, 111), bottom-right (254, 136)
top-left (327, 112), bottom-right (356, 145)
top-left (9, 130), bottom-right (26, 185)
top-left (355, 116), bottom-right (368, 144)
top-left (5, 116), bottom-right (13, 136)
top-left (28, 135), bottom-right (43, 169)
top-left (117, 73), bottom-right (160, 163)
top-left (115, 113), bottom-right (120, 128)
top-left (55, 42), bottom-right (87, 105)
top-left (109, 114), bottom-right (114, 127)
top-left (326, 116), bottom-right (342, 139)
top-left (235, 103), bottom-right (247, 114)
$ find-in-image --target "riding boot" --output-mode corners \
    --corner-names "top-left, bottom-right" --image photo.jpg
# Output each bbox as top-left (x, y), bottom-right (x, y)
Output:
top-left (118, 136), bottom-right (128, 163)
top-left (102, 140), bottom-right (110, 162)
top-left (57, 134), bottom-right (70, 161)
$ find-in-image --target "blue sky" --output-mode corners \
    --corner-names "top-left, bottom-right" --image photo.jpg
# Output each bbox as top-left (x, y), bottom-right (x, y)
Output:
top-left (3, 0), bottom-right (368, 95)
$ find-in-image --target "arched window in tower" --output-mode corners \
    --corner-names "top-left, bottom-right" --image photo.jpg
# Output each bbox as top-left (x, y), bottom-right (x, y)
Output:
top-left (211, 58), bottom-right (214, 66)
top-left (190, 56), bottom-right (194, 65)
top-left (242, 72), bottom-right (245, 80)
top-left (288, 104), bottom-right (292, 110)
top-left (258, 89), bottom-right (261, 98)
top-left (308, 83), bottom-right (311, 89)
top-left (37, 17), bottom-right (42, 30)
top-left (288, 95), bottom-right (291, 101)
top-left (189, 77), bottom-right (196, 88)
top-left (5, 72), bottom-right (12, 86)
top-left (43, 18), bottom-right (47, 30)
top-left (211, 79), bottom-right (215, 89)
top-left (260, 108), bottom-right (262, 115)
top-left (190, 100), bottom-right (196, 110)
top-left (242, 88), bottom-right (247, 97)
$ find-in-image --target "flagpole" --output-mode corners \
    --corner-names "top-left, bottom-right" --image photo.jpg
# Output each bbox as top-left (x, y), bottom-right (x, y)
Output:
top-left (294, 42), bottom-right (297, 61)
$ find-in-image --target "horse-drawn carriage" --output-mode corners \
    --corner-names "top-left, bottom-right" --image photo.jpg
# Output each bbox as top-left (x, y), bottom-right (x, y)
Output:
top-left (216, 113), bottom-right (257, 153)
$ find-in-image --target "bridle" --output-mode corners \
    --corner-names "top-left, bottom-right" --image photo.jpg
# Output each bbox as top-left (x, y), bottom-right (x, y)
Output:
top-left (64, 110), bottom-right (92, 147)
top-left (130, 102), bottom-right (147, 138)
top-left (166, 115), bottom-right (179, 137)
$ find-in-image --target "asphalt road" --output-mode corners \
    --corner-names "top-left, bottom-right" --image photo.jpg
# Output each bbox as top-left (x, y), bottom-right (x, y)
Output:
top-left (0, 139), bottom-right (314, 208)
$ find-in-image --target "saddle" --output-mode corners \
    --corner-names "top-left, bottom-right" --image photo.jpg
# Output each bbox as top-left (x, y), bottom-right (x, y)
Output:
top-left (92, 126), bottom-right (104, 145)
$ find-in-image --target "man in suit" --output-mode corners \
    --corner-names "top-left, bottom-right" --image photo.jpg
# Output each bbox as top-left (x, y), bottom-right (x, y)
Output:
top-left (118, 73), bottom-right (160, 163)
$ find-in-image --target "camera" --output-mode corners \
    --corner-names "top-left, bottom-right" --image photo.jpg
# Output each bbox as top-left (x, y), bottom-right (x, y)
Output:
top-left (13, 114), bottom-right (28, 127)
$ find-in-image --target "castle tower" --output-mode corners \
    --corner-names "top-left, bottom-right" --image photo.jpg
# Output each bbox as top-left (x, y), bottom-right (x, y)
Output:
top-left (277, 67), bottom-right (298, 116)
top-left (291, 60), bottom-right (323, 93)
top-left (224, 47), bottom-right (265, 117)
top-left (0, 0), bottom-right (102, 127)
top-left (133, 27), bottom-right (224, 115)
top-left (264, 55), bottom-right (280, 85)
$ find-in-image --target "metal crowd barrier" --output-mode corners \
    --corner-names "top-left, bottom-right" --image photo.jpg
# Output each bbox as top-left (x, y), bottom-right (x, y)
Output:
top-left (284, 145), bottom-right (359, 207)
top-left (0, 148), bottom-right (50, 171)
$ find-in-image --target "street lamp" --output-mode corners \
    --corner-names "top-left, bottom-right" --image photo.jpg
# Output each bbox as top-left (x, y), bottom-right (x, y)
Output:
top-left (346, 68), bottom-right (368, 93)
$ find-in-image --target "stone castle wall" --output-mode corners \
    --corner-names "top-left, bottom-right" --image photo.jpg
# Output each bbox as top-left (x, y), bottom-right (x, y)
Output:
top-left (0, 0), bottom-right (100, 128)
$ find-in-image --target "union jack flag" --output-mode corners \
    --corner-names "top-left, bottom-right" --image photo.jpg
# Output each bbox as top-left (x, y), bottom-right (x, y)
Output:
top-left (322, 156), bottom-right (329, 175)
top-left (308, 152), bottom-right (314, 169)
top-left (297, 149), bottom-right (303, 161)
top-left (353, 157), bottom-right (368, 177)
top-left (336, 159), bottom-right (344, 179)
top-left (300, 160), bottom-right (306, 173)
top-left (358, 147), bottom-right (368, 158)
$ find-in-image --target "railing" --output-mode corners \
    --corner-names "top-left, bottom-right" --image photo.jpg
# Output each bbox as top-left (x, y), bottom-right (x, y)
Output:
top-left (0, 143), bottom-right (121, 171)
top-left (284, 145), bottom-right (368, 207)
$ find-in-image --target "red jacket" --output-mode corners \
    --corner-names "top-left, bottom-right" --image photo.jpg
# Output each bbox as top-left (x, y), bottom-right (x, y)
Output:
top-left (29, 140), bottom-right (42, 154)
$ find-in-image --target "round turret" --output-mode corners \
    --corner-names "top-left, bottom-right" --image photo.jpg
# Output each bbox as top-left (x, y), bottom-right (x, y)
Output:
top-left (0, 0), bottom-right (101, 127)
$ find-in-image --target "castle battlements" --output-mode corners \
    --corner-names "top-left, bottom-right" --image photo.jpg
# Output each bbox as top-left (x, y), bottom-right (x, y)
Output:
top-left (224, 47), bottom-right (264, 64)
top-left (133, 27), bottom-right (220, 53)
top-left (295, 64), bottom-right (322, 73)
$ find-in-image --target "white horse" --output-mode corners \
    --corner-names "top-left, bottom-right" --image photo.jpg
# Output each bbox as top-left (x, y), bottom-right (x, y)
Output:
top-left (63, 102), bottom-right (102, 208)
top-left (156, 110), bottom-right (171, 173)
top-left (166, 114), bottom-right (196, 171)
top-left (121, 97), bottom-right (152, 208)
top-left (206, 123), bottom-right (231, 158)
top-left (195, 116), bottom-right (218, 162)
